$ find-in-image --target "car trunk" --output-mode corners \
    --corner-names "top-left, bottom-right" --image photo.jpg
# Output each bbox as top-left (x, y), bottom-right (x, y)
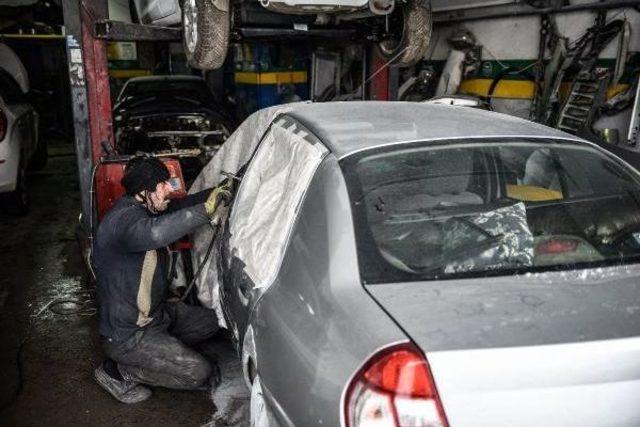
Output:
top-left (365, 265), bottom-right (640, 426)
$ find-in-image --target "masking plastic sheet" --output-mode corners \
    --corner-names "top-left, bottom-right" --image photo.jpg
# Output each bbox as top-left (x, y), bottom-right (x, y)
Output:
top-left (181, 103), bottom-right (328, 323)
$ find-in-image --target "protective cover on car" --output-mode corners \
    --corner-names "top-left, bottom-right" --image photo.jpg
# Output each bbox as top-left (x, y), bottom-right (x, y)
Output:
top-left (0, 43), bottom-right (29, 93)
top-left (227, 116), bottom-right (328, 289)
top-left (181, 103), bottom-right (307, 319)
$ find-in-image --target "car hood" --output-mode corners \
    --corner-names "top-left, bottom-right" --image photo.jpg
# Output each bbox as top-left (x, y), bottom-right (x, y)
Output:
top-left (114, 96), bottom-right (214, 118)
top-left (366, 265), bottom-right (640, 426)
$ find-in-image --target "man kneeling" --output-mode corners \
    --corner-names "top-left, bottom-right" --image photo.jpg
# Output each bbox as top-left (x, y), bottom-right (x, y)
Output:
top-left (93, 157), bottom-right (229, 403)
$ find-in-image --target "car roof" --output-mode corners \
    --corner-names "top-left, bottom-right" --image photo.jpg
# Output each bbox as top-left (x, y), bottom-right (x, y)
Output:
top-left (286, 101), bottom-right (583, 159)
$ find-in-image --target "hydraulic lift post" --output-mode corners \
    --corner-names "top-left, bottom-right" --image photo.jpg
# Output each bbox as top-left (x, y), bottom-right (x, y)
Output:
top-left (62, 0), bottom-right (179, 240)
top-left (62, 0), bottom-right (113, 235)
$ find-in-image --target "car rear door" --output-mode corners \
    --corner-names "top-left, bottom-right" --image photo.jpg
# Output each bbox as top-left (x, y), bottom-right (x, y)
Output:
top-left (218, 115), bottom-right (329, 345)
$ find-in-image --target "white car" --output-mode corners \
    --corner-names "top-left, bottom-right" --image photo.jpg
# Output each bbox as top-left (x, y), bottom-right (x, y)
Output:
top-left (0, 44), bottom-right (41, 215)
top-left (132, 0), bottom-right (432, 70)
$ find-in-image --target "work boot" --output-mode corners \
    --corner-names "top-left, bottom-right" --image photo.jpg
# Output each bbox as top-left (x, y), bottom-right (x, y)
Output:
top-left (94, 363), bottom-right (152, 404)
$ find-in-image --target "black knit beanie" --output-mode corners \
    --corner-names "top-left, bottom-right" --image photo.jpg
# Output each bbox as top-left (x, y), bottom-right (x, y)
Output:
top-left (121, 157), bottom-right (171, 196)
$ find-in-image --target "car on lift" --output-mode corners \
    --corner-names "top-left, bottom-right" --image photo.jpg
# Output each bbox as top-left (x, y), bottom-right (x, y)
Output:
top-left (113, 75), bottom-right (234, 184)
top-left (0, 43), bottom-right (42, 215)
top-left (193, 102), bottom-right (640, 426)
top-left (131, 0), bottom-right (432, 69)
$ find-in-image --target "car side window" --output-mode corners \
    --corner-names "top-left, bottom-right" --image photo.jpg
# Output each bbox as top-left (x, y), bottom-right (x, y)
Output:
top-left (228, 116), bottom-right (328, 289)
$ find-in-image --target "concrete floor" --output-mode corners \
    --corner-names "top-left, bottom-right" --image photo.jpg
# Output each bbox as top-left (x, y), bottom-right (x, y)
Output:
top-left (0, 140), bottom-right (248, 426)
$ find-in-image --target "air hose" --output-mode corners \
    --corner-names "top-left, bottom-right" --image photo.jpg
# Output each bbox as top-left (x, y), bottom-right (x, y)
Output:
top-left (178, 222), bottom-right (219, 302)
top-left (178, 187), bottom-right (234, 303)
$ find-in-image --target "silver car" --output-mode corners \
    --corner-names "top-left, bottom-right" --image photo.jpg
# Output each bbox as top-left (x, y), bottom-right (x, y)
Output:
top-left (214, 102), bottom-right (640, 426)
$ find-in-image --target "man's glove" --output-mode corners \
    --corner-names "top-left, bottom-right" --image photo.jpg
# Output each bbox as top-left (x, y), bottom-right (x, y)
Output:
top-left (204, 184), bottom-right (232, 218)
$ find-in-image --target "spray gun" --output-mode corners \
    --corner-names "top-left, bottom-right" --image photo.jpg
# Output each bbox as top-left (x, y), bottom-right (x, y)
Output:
top-left (220, 170), bottom-right (242, 193)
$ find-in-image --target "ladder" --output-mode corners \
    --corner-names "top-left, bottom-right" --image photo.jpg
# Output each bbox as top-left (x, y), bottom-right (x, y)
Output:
top-left (555, 74), bottom-right (609, 135)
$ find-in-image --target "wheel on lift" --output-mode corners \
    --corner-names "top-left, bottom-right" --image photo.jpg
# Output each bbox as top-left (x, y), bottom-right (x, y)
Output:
top-left (182, 0), bottom-right (230, 70)
top-left (377, 0), bottom-right (432, 67)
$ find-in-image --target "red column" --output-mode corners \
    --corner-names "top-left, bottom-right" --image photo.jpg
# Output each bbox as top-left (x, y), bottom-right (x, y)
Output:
top-left (79, 1), bottom-right (115, 226)
top-left (369, 50), bottom-right (389, 101)
top-left (80, 1), bottom-right (114, 164)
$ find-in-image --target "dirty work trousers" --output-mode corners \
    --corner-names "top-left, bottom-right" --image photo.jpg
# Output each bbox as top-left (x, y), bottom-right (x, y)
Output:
top-left (102, 301), bottom-right (219, 390)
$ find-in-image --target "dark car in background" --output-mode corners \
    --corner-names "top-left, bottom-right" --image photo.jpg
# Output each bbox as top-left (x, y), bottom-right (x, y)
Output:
top-left (113, 75), bottom-right (235, 183)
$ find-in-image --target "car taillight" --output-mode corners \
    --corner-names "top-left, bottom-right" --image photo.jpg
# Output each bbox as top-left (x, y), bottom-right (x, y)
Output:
top-left (536, 238), bottom-right (578, 255)
top-left (344, 342), bottom-right (448, 427)
top-left (0, 109), bottom-right (6, 141)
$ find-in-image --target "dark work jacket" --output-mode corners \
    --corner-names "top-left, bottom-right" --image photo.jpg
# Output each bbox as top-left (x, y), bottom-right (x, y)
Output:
top-left (94, 191), bottom-right (210, 342)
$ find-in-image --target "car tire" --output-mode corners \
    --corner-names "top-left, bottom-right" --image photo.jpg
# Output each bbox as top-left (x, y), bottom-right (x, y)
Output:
top-left (376, 0), bottom-right (432, 67)
top-left (29, 139), bottom-right (47, 171)
top-left (183, 0), bottom-right (230, 70)
top-left (250, 375), bottom-right (272, 427)
top-left (4, 156), bottom-right (29, 216)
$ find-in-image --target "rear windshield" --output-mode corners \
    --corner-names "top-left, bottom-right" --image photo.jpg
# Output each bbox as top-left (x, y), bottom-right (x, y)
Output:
top-left (341, 139), bottom-right (640, 284)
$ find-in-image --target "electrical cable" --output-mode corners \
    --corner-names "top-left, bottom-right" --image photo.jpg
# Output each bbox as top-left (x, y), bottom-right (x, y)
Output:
top-left (179, 223), bottom-right (219, 302)
top-left (0, 289), bottom-right (96, 411)
top-left (482, 45), bottom-right (510, 71)
top-left (177, 175), bottom-right (239, 303)
top-left (351, 44), bottom-right (411, 99)
top-left (84, 161), bottom-right (100, 283)
top-left (484, 65), bottom-right (538, 111)
top-left (48, 293), bottom-right (97, 317)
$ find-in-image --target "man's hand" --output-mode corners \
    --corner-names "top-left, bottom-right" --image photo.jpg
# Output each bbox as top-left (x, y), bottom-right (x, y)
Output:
top-left (204, 184), bottom-right (232, 218)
